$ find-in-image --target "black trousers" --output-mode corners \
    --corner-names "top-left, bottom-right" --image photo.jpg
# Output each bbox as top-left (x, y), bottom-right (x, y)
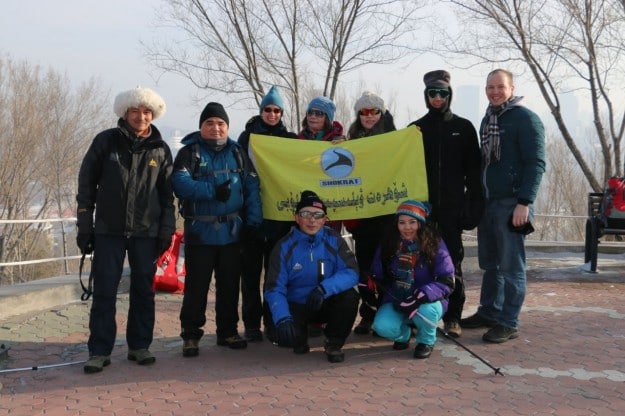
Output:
top-left (352, 215), bottom-right (394, 322)
top-left (434, 219), bottom-right (466, 324)
top-left (180, 243), bottom-right (242, 340)
top-left (240, 235), bottom-right (282, 331)
top-left (88, 235), bottom-right (157, 356)
top-left (288, 288), bottom-right (359, 348)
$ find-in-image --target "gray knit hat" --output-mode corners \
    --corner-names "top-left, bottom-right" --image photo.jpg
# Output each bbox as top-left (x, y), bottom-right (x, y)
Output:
top-left (353, 91), bottom-right (386, 113)
top-left (113, 87), bottom-right (166, 120)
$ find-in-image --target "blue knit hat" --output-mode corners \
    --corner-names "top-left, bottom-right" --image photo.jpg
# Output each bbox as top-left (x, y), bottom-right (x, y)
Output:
top-left (307, 96), bottom-right (336, 122)
top-left (259, 85), bottom-right (285, 113)
top-left (396, 200), bottom-right (431, 223)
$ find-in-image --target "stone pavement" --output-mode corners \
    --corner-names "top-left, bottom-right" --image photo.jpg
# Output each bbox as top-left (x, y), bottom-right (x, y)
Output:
top-left (1, 247), bottom-right (625, 415)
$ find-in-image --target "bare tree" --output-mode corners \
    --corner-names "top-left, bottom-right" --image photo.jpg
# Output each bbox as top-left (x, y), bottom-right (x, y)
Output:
top-left (145, 0), bottom-right (424, 129)
top-left (440, 0), bottom-right (625, 192)
top-left (0, 57), bottom-right (110, 284)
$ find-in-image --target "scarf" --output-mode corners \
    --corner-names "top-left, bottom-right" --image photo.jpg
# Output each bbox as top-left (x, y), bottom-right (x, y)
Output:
top-left (480, 96), bottom-right (523, 165)
top-left (391, 239), bottom-right (419, 300)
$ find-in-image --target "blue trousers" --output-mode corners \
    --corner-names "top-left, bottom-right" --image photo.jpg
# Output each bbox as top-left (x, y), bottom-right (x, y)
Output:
top-left (88, 235), bottom-right (158, 356)
top-left (477, 198), bottom-right (531, 328)
top-left (373, 301), bottom-right (443, 346)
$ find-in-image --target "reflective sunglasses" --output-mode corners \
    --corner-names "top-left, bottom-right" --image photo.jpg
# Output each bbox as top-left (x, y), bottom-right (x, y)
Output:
top-left (263, 107), bottom-right (282, 114)
top-left (306, 109), bottom-right (325, 117)
top-left (298, 210), bottom-right (326, 220)
top-left (427, 88), bottom-right (450, 99)
top-left (359, 108), bottom-right (381, 117)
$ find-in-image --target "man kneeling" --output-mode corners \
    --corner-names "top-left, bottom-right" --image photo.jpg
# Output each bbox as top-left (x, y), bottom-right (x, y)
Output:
top-left (264, 190), bottom-right (359, 363)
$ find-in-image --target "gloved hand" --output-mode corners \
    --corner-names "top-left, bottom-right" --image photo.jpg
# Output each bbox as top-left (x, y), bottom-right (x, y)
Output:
top-left (305, 285), bottom-right (326, 313)
top-left (158, 237), bottom-right (172, 257)
top-left (396, 290), bottom-right (427, 319)
top-left (459, 198), bottom-right (485, 230)
top-left (215, 179), bottom-right (232, 202)
top-left (76, 232), bottom-right (95, 255)
top-left (357, 274), bottom-right (377, 308)
top-left (239, 224), bottom-right (258, 242)
top-left (275, 317), bottom-right (296, 347)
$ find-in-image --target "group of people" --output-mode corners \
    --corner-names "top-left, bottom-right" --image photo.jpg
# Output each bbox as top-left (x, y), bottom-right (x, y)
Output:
top-left (75, 67), bottom-right (545, 373)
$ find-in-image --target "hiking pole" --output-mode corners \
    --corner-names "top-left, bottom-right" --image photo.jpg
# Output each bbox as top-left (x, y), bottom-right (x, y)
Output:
top-left (414, 310), bottom-right (504, 377)
top-left (0, 360), bottom-right (86, 374)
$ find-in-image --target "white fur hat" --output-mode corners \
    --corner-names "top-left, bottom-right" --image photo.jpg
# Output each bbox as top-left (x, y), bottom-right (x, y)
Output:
top-left (353, 91), bottom-right (386, 113)
top-left (113, 87), bottom-right (166, 120)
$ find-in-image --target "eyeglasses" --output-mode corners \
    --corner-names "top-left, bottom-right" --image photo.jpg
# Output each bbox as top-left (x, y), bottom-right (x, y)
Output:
top-left (427, 88), bottom-right (450, 99)
top-left (359, 108), bottom-right (381, 117)
top-left (307, 109), bottom-right (325, 117)
top-left (298, 210), bottom-right (326, 220)
top-left (263, 107), bottom-right (282, 114)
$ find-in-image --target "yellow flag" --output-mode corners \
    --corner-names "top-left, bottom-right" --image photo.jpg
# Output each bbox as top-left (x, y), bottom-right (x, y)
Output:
top-left (249, 125), bottom-right (428, 220)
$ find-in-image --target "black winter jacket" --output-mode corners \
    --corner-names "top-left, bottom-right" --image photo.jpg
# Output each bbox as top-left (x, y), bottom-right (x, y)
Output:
top-left (409, 110), bottom-right (483, 230)
top-left (76, 119), bottom-right (176, 240)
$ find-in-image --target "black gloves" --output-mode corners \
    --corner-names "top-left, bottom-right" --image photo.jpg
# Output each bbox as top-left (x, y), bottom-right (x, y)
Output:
top-left (76, 209), bottom-right (95, 255)
top-left (305, 285), bottom-right (326, 313)
top-left (357, 274), bottom-right (377, 308)
top-left (396, 290), bottom-right (427, 319)
top-left (76, 232), bottom-right (95, 255)
top-left (158, 237), bottom-right (172, 257)
top-left (215, 179), bottom-right (232, 202)
top-left (240, 224), bottom-right (258, 242)
top-left (459, 198), bottom-right (485, 230)
top-left (275, 317), bottom-right (296, 347)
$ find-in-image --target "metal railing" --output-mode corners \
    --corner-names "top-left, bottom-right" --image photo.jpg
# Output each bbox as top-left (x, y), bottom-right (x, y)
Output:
top-left (0, 217), bottom-right (80, 270)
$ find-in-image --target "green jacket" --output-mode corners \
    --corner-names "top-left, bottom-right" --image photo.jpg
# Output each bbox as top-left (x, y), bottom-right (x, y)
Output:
top-left (480, 103), bottom-right (546, 204)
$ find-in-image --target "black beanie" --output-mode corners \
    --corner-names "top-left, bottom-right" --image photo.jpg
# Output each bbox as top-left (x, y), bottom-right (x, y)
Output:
top-left (199, 102), bottom-right (229, 128)
top-left (296, 190), bottom-right (327, 214)
top-left (423, 70), bottom-right (451, 89)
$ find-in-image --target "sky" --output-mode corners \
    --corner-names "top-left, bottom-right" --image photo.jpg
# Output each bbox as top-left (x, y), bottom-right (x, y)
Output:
top-left (1, 0), bottom-right (551, 142)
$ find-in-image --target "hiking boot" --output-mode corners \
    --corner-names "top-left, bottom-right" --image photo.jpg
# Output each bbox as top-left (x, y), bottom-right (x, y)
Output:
top-left (308, 323), bottom-right (323, 337)
top-left (444, 321), bottom-right (462, 338)
top-left (293, 344), bottom-right (310, 354)
top-left (353, 318), bottom-right (372, 335)
top-left (482, 324), bottom-right (519, 343)
top-left (413, 343), bottom-right (433, 359)
top-left (244, 329), bottom-right (264, 342)
top-left (182, 339), bottom-right (199, 357)
top-left (392, 340), bottom-right (409, 351)
top-left (324, 343), bottom-right (345, 363)
top-left (217, 334), bottom-right (248, 349)
top-left (84, 355), bottom-right (111, 373)
top-left (127, 349), bottom-right (156, 365)
top-left (460, 313), bottom-right (497, 329)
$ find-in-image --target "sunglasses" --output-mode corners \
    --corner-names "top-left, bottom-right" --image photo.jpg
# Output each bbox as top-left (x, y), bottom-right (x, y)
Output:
top-left (359, 108), bottom-right (381, 117)
top-left (298, 210), bottom-right (326, 220)
top-left (263, 107), bottom-right (282, 114)
top-left (427, 88), bottom-right (450, 99)
top-left (307, 109), bottom-right (325, 117)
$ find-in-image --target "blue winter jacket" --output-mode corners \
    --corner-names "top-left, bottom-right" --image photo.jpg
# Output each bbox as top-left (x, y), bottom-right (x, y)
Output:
top-left (370, 238), bottom-right (455, 312)
top-left (172, 132), bottom-right (262, 245)
top-left (264, 226), bottom-right (359, 324)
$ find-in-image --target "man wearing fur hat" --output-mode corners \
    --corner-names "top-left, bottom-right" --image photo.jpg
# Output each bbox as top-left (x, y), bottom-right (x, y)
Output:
top-left (172, 102), bottom-right (262, 356)
top-left (408, 70), bottom-right (484, 338)
top-left (77, 87), bottom-right (176, 373)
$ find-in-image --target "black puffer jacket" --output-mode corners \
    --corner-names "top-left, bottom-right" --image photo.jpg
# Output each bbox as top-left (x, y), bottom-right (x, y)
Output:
top-left (409, 107), bottom-right (483, 230)
top-left (76, 119), bottom-right (176, 240)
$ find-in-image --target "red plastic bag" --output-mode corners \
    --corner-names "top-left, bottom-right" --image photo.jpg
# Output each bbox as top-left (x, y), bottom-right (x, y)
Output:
top-left (153, 231), bottom-right (186, 293)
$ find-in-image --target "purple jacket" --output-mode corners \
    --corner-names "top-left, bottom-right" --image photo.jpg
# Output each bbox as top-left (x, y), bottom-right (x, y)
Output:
top-left (370, 239), bottom-right (455, 312)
